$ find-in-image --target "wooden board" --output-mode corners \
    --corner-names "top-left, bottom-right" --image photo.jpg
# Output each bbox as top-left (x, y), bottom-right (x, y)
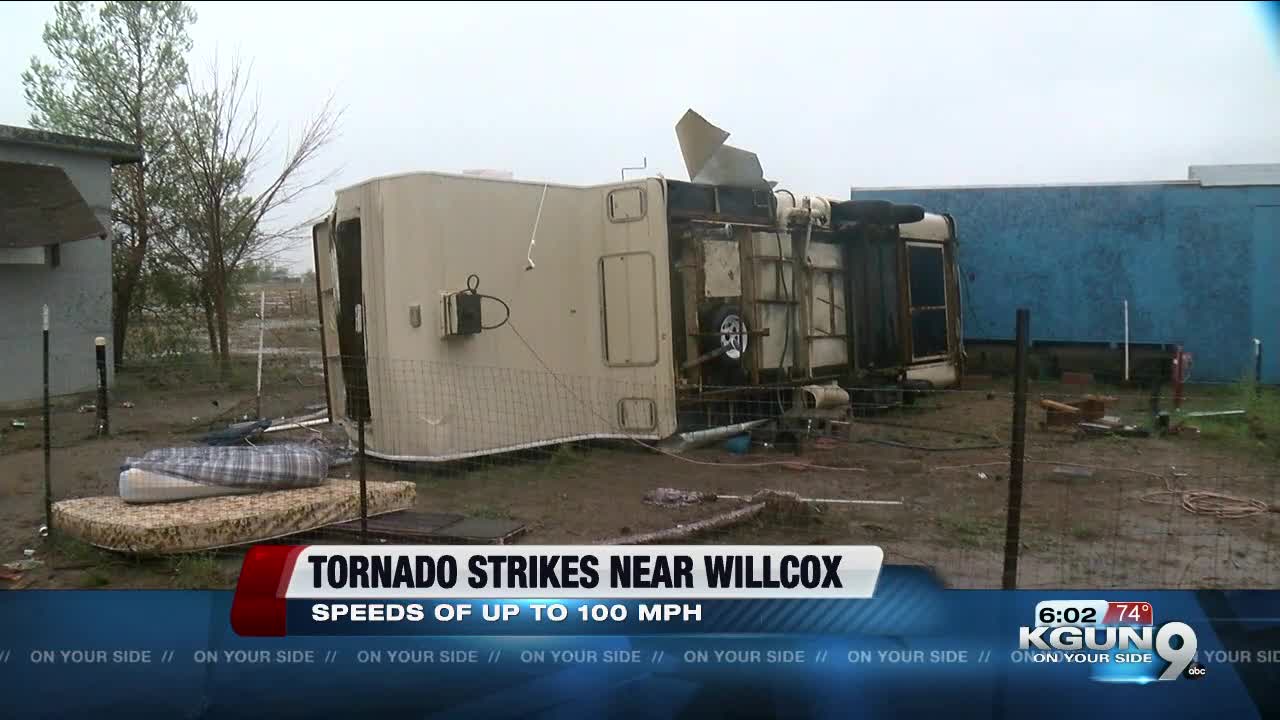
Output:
top-left (321, 511), bottom-right (466, 543)
top-left (319, 511), bottom-right (527, 545)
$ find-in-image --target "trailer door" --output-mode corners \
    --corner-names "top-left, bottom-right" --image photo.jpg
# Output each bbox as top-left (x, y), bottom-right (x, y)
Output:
top-left (333, 218), bottom-right (371, 419)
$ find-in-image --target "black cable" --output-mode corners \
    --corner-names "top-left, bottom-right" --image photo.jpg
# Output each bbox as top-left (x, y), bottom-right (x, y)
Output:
top-left (849, 418), bottom-right (1001, 441)
top-left (462, 273), bottom-right (511, 330)
top-left (478, 295), bottom-right (511, 330)
top-left (855, 438), bottom-right (1003, 452)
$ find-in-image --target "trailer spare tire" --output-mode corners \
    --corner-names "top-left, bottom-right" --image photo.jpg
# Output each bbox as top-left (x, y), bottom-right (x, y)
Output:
top-left (891, 203), bottom-right (926, 225)
top-left (702, 304), bottom-right (749, 365)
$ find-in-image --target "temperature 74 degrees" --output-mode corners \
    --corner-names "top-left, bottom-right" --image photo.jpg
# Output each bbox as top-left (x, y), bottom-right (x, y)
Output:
top-left (1103, 602), bottom-right (1153, 626)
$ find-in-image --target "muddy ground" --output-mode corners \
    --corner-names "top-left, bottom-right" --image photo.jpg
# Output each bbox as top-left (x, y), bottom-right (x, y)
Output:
top-left (3, 360), bottom-right (1275, 591)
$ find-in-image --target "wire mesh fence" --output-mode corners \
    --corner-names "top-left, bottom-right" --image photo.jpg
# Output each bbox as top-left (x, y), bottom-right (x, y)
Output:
top-left (3, 319), bottom-right (1278, 590)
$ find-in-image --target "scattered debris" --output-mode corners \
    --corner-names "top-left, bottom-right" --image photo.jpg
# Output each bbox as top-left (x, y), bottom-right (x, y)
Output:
top-left (1101, 416), bottom-right (1122, 425)
top-left (599, 502), bottom-right (768, 545)
top-left (1184, 410), bottom-right (1246, 419)
top-left (198, 418), bottom-right (271, 446)
top-left (643, 487), bottom-right (902, 508)
top-left (1142, 477), bottom-right (1277, 519)
top-left (4, 555), bottom-right (44, 573)
top-left (1078, 422), bottom-right (1150, 438)
top-left (1115, 425), bottom-right (1151, 438)
top-left (0, 568), bottom-right (22, 583)
top-left (77, 403), bottom-right (96, 414)
top-left (1042, 395), bottom-right (1116, 427)
top-left (1041, 399), bottom-right (1082, 427)
top-left (645, 488), bottom-right (707, 506)
top-left (120, 401), bottom-right (135, 409)
top-left (977, 472), bottom-right (989, 480)
top-left (262, 410), bottom-right (329, 434)
top-left (1052, 465), bottom-right (1095, 478)
top-left (714, 491), bottom-right (902, 507)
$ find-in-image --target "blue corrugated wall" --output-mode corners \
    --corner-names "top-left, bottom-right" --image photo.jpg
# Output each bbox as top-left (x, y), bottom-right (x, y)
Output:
top-left (854, 183), bottom-right (1280, 382)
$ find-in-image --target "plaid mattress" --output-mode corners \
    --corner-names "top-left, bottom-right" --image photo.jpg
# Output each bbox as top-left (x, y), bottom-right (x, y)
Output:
top-left (121, 444), bottom-right (331, 489)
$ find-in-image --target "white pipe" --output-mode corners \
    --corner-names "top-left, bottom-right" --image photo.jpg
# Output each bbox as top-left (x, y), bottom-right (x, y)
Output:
top-left (801, 211), bottom-right (815, 377)
top-left (716, 494), bottom-right (902, 506)
top-left (263, 417), bottom-right (331, 434)
top-left (255, 290), bottom-right (266, 415)
top-left (525, 183), bottom-right (549, 271)
top-left (1123, 299), bottom-right (1130, 382)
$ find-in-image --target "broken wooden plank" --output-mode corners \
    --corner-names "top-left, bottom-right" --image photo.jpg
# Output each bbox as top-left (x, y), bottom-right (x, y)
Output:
top-left (597, 502), bottom-right (767, 545)
top-left (1040, 399), bottom-right (1081, 414)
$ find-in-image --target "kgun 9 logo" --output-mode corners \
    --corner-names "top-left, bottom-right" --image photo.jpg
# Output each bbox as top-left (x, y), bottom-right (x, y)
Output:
top-left (1019, 622), bottom-right (1203, 681)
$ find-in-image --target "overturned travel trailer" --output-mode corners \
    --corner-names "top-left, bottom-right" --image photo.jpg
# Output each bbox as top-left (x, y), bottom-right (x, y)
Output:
top-left (312, 111), bottom-right (962, 462)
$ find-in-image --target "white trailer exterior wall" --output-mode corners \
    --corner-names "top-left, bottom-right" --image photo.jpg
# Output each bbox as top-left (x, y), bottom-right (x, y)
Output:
top-left (317, 172), bottom-right (679, 461)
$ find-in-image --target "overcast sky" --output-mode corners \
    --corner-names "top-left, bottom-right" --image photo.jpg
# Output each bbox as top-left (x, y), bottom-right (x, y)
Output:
top-left (2, 1), bottom-right (1278, 271)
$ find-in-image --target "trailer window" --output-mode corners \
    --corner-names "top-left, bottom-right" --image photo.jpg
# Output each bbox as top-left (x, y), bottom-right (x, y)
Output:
top-left (607, 187), bottom-right (646, 223)
top-left (906, 242), bottom-right (949, 361)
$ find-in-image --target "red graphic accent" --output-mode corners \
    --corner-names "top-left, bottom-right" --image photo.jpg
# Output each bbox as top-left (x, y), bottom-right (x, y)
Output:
top-left (230, 545), bottom-right (305, 637)
top-left (1104, 601), bottom-right (1153, 626)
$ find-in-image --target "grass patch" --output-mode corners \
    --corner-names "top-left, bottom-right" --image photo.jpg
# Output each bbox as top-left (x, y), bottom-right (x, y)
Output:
top-left (167, 553), bottom-right (232, 589)
top-left (1188, 381), bottom-right (1280, 457)
top-left (937, 514), bottom-right (1003, 549)
top-left (116, 354), bottom-right (298, 393)
top-left (44, 533), bottom-right (117, 568)
top-left (79, 570), bottom-right (112, 588)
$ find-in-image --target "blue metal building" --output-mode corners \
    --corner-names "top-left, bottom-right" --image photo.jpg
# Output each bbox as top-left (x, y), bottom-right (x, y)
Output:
top-left (854, 165), bottom-right (1280, 383)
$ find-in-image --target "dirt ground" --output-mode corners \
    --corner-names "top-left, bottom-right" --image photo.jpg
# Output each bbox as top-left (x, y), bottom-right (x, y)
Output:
top-left (3, 366), bottom-right (1276, 591)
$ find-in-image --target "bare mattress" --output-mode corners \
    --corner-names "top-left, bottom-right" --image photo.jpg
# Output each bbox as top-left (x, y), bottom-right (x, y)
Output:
top-left (51, 479), bottom-right (417, 554)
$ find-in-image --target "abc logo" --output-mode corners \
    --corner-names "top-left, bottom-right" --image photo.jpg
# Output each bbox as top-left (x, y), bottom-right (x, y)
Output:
top-left (1183, 661), bottom-right (1207, 680)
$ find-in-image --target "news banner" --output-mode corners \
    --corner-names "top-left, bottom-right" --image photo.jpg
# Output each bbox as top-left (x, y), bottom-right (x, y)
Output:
top-left (2, 545), bottom-right (1279, 719)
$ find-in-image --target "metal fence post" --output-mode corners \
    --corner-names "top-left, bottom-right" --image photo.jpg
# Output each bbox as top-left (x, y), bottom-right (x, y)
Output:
top-left (1002, 308), bottom-right (1030, 590)
top-left (358, 412), bottom-right (368, 544)
top-left (43, 305), bottom-right (53, 536)
top-left (95, 336), bottom-right (109, 436)
top-left (1256, 339), bottom-right (1263, 397)
top-left (255, 290), bottom-right (266, 420)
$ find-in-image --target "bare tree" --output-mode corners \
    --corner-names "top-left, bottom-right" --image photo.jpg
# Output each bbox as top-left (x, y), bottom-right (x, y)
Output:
top-left (163, 56), bottom-right (341, 374)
